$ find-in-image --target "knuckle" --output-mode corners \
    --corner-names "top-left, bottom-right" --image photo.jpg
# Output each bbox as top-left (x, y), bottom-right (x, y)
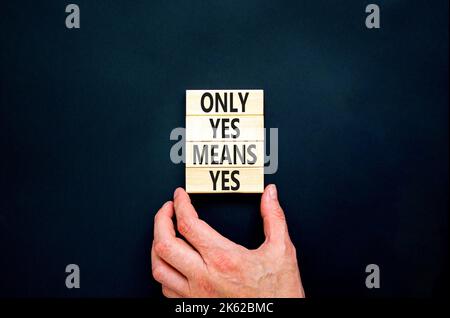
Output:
top-left (282, 240), bottom-right (296, 257)
top-left (290, 243), bottom-right (297, 254)
top-left (154, 211), bottom-right (164, 223)
top-left (162, 287), bottom-right (172, 298)
top-left (286, 242), bottom-right (296, 257)
top-left (177, 217), bottom-right (194, 236)
top-left (210, 251), bottom-right (238, 273)
top-left (174, 199), bottom-right (187, 211)
top-left (154, 240), bottom-right (171, 257)
top-left (197, 277), bottom-right (215, 295)
top-left (271, 238), bottom-right (295, 256)
top-left (152, 266), bottom-right (165, 283)
top-left (272, 206), bottom-right (286, 220)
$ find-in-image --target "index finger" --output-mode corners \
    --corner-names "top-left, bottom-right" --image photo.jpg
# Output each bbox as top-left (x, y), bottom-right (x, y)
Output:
top-left (173, 188), bottom-right (236, 257)
top-left (153, 201), bottom-right (204, 277)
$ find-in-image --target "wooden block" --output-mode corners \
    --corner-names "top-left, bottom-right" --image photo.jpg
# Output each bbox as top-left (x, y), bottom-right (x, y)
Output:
top-left (186, 141), bottom-right (264, 167)
top-left (185, 89), bottom-right (265, 193)
top-left (186, 90), bottom-right (263, 115)
top-left (186, 167), bottom-right (264, 193)
top-left (186, 115), bottom-right (264, 141)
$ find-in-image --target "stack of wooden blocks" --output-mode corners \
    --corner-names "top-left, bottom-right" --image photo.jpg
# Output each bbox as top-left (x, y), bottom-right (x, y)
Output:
top-left (185, 90), bottom-right (264, 193)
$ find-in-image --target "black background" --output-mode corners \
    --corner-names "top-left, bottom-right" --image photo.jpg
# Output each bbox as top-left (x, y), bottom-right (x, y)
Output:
top-left (0, 0), bottom-right (448, 298)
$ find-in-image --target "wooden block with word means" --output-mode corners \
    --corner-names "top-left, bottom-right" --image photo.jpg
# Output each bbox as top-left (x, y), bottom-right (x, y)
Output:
top-left (186, 141), bottom-right (264, 167)
top-left (186, 167), bottom-right (264, 193)
top-left (186, 116), bottom-right (264, 141)
top-left (186, 90), bottom-right (264, 115)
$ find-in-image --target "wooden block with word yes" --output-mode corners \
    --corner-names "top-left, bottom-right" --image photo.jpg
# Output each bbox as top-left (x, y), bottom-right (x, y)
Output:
top-left (186, 116), bottom-right (264, 141)
top-left (186, 168), bottom-right (264, 193)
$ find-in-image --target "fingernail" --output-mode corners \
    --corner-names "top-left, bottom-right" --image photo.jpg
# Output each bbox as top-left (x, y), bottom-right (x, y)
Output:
top-left (268, 184), bottom-right (277, 200)
top-left (174, 187), bottom-right (182, 199)
top-left (162, 201), bottom-right (171, 208)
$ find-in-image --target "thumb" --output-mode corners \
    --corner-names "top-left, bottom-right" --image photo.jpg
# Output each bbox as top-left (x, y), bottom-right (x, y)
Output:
top-left (260, 184), bottom-right (289, 245)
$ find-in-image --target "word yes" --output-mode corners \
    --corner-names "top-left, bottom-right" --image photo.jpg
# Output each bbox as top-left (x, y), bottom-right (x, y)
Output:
top-left (209, 118), bottom-right (240, 138)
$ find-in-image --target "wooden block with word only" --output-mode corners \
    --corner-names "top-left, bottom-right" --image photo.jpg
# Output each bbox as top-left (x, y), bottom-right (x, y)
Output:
top-left (186, 141), bottom-right (264, 167)
top-left (186, 116), bottom-right (264, 141)
top-left (186, 168), bottom-right (264, 193)
top-left (186, 90), bottom-right (263, 115)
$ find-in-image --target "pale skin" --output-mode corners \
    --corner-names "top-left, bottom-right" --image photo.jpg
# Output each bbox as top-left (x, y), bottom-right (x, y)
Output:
top-left (151, 184), bottom-right (305, 298)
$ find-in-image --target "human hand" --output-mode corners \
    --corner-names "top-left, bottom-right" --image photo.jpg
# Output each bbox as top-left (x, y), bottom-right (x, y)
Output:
top-left (151, 184), bottom-right (305, 298)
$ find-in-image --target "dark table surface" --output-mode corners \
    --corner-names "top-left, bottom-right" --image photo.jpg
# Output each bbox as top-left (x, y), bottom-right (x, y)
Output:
top-left (0, 0), bottom-right (448, 297)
